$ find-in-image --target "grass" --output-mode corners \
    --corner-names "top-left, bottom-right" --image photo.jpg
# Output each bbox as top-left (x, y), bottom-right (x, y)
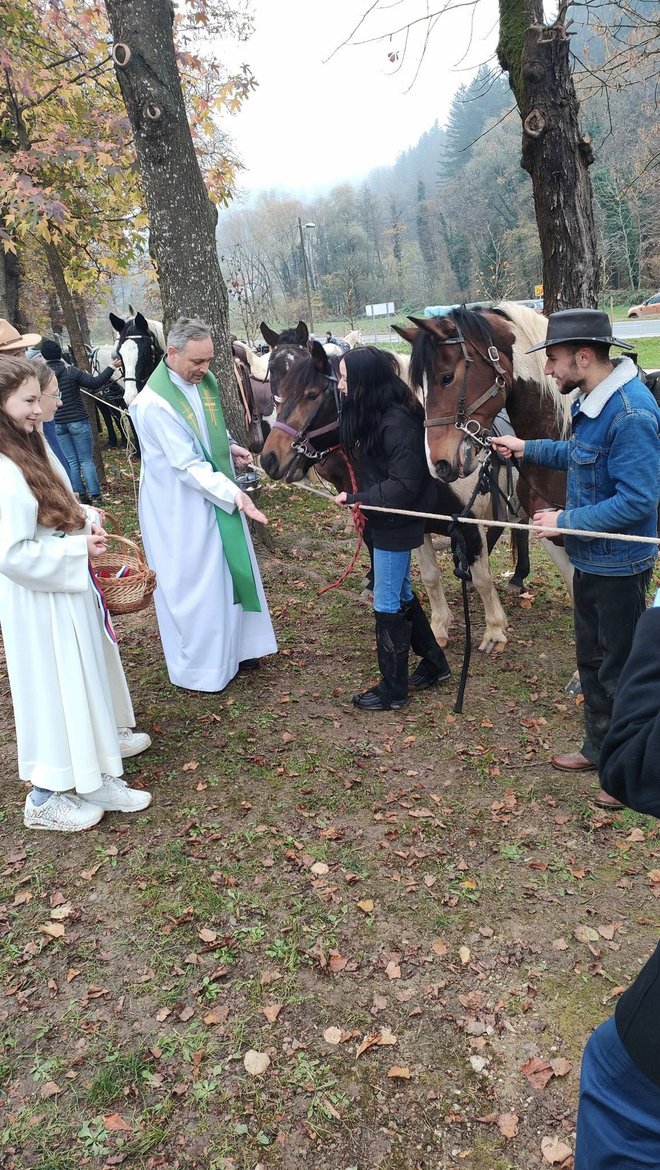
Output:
top-left (2, 457), bottom-right (660, 1168)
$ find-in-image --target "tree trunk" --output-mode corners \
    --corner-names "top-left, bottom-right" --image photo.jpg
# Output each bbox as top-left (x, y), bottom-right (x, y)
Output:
top-left (103, 0), bottom-right (244, 440)
top-left (43, 240), bottom-right (105, 483)
top-left (497, 0), bottom-right (600, 312)
top-left (1, 248), bottom-right (23, 325)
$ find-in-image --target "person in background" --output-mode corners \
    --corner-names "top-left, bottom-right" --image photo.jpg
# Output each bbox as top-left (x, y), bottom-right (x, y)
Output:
top-left (0, 319), bottom-right (42, 358)
top-left (574, 597), bottom-right (660, 1168)
top-left (491, 309), bottom-right (660, 809)
top-left (0, 358), bottom-right (152, 831)
top-left (41, 338), bottom-right (114, 505)
top-left (29, 359), bottom-right (71, 481)
top-left (334, 346), bottom-right (450, 709)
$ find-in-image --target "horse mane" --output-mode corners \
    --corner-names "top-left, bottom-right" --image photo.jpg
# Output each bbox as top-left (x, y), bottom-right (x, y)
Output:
top-left (494, 302), bottom-right (572, 437)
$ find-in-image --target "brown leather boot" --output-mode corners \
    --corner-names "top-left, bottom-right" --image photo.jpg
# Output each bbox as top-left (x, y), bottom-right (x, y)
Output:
top-left (551, 751), bottom-right (597, 771)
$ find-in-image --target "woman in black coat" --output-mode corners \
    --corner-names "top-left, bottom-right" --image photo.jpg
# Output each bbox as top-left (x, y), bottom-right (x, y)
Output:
top-left (335, 346), bottom-right (450, 709)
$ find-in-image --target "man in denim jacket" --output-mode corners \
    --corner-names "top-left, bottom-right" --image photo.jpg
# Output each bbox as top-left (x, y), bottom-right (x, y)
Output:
top-left (491, 309), bottom-right (660, 808)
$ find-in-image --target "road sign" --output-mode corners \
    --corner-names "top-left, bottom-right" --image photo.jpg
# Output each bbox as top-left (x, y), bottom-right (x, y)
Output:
top-left (366, 302), bottom-right (395, 318)
top-left (534, 284), bottom-right (544, 297)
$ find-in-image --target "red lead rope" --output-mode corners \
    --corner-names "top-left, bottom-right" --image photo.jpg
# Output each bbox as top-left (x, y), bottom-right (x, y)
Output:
top-left (318, 447), bottom-right (367, 596)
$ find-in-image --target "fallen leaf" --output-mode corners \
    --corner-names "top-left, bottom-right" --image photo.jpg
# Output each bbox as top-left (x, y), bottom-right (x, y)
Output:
top-left (198, 928), bottom-right (217, 943)
top-left (431, 939), bottom-right (448, 957)
top-left (550, 1057), bottom-right (572, 1078)
top-left (203, 1005), bottom-right (229, 1025)
top-left (575, 925), bottom-right (600, 944)
top-left (244, 1050), bottom-right (271, 1076)
top-left (379, 1027), bottom-right (397, 1046)
top-left (38, 922), bottom-right (65, 939)
top-left (13, 890), bottom-right (32, 905)
top-left (262, 1003), bottom-right (283, 1022)
top-left (66, 968), bottom-right (80, 983)
top-left (329, 952), bottom-right (348, 973)
top-left (182, 760), bottom-right (199, 772)
top-left (103, 1112), bottom-right (132, 1133)
top-left (541, 1135), bottom-right (573, 1165)
top-left (385, 960), bottom-right (401, 980)
top-left (498, 1112), bottom-right (519, 1139)
top-left (40, 1081), bottom-right (62, 1099)
top-left (178, 1006), bottom-right (194, 1021)
top-left (459, 946), bottom-right (471, 964)
top-left (310, 861), bottom-right (329, 876)
top-left (387, 1065), bottom-right (411, 1079)
top-left (50, 903), bottom-right (72, 920)
top-left (155, 1007), bottom-right (171, 1022)
top-left (357, 898), bottom-right (374, 914)
top-left (323, 1026), bottom-right (344, 1045)
top-left (80, 862), bottom-right (102, 879)
top-left (356, 1031), bottom-right (381, 1058)
top-left (521, 1057), bottom-right (554, 1089)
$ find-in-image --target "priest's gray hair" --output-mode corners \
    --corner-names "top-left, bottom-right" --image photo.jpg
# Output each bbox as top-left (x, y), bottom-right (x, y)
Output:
top-left (167, 317), bottom-right (213, 352)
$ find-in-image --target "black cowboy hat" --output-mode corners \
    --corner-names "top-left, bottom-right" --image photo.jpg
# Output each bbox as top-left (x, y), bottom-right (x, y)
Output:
top-left (526, 308), bottom-right (633, 353)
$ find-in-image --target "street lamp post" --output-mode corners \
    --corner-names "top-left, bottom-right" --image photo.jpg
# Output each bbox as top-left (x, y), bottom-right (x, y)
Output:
top-left (298, 216), bottom-right (315, 332)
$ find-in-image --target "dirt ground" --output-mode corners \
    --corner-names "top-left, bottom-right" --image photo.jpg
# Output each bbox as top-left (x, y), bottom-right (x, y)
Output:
top-left (2, 455), bottom-right (660, 1170)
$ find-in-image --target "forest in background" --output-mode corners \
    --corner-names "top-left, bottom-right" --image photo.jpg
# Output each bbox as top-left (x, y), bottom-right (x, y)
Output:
top-left (217, 6), bottom-right (660, 341)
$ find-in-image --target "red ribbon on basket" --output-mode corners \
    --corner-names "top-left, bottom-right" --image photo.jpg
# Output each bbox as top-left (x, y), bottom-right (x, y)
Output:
top-left (89, 563), bottom-right (118, 644)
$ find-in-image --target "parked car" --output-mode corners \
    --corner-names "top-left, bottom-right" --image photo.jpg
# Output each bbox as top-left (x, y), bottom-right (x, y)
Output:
top-left (513, 298), bottom-right (544, 314)
top-left (628, 293), bottom-right (660, 319)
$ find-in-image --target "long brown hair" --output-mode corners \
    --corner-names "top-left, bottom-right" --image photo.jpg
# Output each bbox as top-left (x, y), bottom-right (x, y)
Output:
top-left (0, 358), bottom-right (84, 532)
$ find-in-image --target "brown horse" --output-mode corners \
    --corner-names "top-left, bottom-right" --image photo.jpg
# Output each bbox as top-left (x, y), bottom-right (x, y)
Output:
top-left (261, 341), bottom-right (530, 652)
top-left (394, 302), bottom-right (575, 595)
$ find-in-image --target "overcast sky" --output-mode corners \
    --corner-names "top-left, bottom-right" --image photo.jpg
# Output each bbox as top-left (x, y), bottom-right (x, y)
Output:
top-left (224, 0), bottom-right (500, 198)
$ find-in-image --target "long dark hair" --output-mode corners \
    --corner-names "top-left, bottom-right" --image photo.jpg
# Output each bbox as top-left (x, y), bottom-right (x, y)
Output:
top-left (339, 346), bottom-right (420, 458)
top-left (0, 358), bottom-right (84, 532)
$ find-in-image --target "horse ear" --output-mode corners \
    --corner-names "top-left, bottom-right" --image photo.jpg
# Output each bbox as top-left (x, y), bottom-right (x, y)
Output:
top-left (393, 324), bottom-right (418, 344)
top-left (109, 312), bottom-right (125, 332)
top-left (134, 311), bottom-right (149, 332)
top-left (260, 321), bottom-right (279, 348)
top-left (295, 321), bottom-right (309, 346)
top-left (128, 303), bottom-right (136, 316)
top-left (309, 339), bottom-right (329, 370)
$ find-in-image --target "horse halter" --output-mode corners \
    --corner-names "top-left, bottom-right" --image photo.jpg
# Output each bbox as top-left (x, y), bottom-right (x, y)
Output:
top-left (271, 373), bottom-right (342, 462)
top-left (423, 322), bottom-right (510, 445)
top-left (118, 331), bottom-right (164, 388)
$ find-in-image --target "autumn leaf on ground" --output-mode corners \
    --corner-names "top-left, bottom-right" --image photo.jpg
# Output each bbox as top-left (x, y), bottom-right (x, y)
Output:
top-left (50, 902), bottom-right (72, 920)
top-left (574, 925), bottom-right (599, 944)
top-left (431, 939), bottom-right (448, 956)
top-left (103, 1112), bottom-right (132, 1132)
top-left (310, 861), bottom-right (329, 876)
top-left (385, 960), bottom-right (401, 980)
top-left (387, 1066), bottom-right (411, 1079)
top-left (521, 1057), bottom-right (554, 1089)
top-left (39, 922), bottom-right (65, 939)
top-left (459, 945), bottom-right (471, 964)
top-left (244, 1050), bottom-right (270, 1075)
top-left (497, 1113), bottom-right (519, 1139)
top-left (356, 1028), bottom-right (397, 1057)
top-left (262, 1003), bottom-right (283, 1022)
top-left (182, 760), bottom-right (199, 772)
top-left (357, 898), bottom-right (374, 914)
top-left (541, 1135), bottom-right (573, 1165)
top-left (203, 1005), bottom-right (229, 1025)
top-left (40, 1081), bottom-right (63, 1098)
top-left (550, 1057), bottom-right (572, 1078)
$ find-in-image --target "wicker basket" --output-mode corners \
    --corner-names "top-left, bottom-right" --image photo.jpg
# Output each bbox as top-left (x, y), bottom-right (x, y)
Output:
top-left (94, 533), bottom-right (156, 616)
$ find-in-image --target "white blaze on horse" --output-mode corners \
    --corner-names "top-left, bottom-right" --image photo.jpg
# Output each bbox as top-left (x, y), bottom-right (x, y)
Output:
top-left (260, 339), bottom-right (531, 651)
top-left (110, 310), bottom-right (166, 405)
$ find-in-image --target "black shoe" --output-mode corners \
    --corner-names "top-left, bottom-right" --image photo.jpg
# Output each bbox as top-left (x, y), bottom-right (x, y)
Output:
top-left (353, 610), bottom-right (411, 710)
top-left (90, 495), bottom-right (103, 506)
top-left (239, 658), bottom-right (260, 671)
top-left (404, 596), bottom-right (451, 689)
top-left (78, 493), bottom-right (91, 505)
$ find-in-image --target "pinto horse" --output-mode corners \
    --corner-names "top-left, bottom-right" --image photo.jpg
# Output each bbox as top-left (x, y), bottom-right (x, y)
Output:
top-left (261, 341), bottom-right (526, 652)
top-left (110, 310), bottom-right (165, 406)
top-left (395, 302), bottom-right (575, 596)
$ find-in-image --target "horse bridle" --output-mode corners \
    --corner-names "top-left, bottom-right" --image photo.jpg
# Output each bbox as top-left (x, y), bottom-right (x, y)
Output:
top-left (271, 373), bottom-right (342, 462)
top-left (117, 331), bottom-right (164, 390)
top-left (423, 322), bottom-right (511, 446)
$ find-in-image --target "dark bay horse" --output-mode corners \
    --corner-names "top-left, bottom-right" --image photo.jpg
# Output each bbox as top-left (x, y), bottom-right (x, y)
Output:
top-left (261, 342), bottom-right (525, 652)
top-left (395, 302), bottom-right (574, 595)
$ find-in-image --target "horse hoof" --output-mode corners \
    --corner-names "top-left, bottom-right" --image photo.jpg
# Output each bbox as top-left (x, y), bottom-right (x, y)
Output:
top-left (507, 581), bottom-right (523, 595)
top-left (479, 638), bottom-right (507, 655)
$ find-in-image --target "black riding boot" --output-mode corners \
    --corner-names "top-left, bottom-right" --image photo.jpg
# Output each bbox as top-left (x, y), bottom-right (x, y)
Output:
top-left (404, 595), bottom-right (451, 689)
top-left (352, 610), bottom-right (411, 710)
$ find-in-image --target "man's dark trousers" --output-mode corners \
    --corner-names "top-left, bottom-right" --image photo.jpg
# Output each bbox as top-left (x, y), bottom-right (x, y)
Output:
top-left (574, 568), bottom-right (651, 765)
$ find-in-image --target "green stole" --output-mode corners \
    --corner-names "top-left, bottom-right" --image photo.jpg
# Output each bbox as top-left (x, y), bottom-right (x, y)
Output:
top-left (148, 359), bottom-right (261, 612)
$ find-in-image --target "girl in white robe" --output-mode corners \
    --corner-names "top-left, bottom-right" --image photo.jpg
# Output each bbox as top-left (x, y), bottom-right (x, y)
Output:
top-left (0, 359), bottom-right (151, 832)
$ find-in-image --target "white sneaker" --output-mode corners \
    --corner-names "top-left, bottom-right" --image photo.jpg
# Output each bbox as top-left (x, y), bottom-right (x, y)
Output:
top-left (117, 727), bottom-right (152, 759)
top-left (80, 775), bottom-right (152, 813)
top-left (24, 792), bottom-right (105, 832)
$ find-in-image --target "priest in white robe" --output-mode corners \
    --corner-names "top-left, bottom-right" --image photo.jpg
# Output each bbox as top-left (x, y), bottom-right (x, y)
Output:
top-left (129, 317), bottom-right (277, 692)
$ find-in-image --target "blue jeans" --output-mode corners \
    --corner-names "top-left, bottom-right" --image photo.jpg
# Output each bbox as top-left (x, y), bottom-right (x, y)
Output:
top-left (575, 1015), bottom-right (660, 1169)
top-left (373, 548), bottom-right (414, 613)
top-left (55, 419), bottom-right (100, 497)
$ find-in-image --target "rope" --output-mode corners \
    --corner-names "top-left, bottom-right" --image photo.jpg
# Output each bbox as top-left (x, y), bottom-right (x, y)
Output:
top-left (284, 481), bottom-right (660, 545)
top-left (318, 450), bottom-right (367, 596)
top-left (80, 387), bottom-right (140, 517)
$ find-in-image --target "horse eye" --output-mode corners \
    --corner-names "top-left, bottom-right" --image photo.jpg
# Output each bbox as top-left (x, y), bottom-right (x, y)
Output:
top-left (442, 373), bottom-right (454, 386)
top-left (306, 390), bottom-right (321, 400)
